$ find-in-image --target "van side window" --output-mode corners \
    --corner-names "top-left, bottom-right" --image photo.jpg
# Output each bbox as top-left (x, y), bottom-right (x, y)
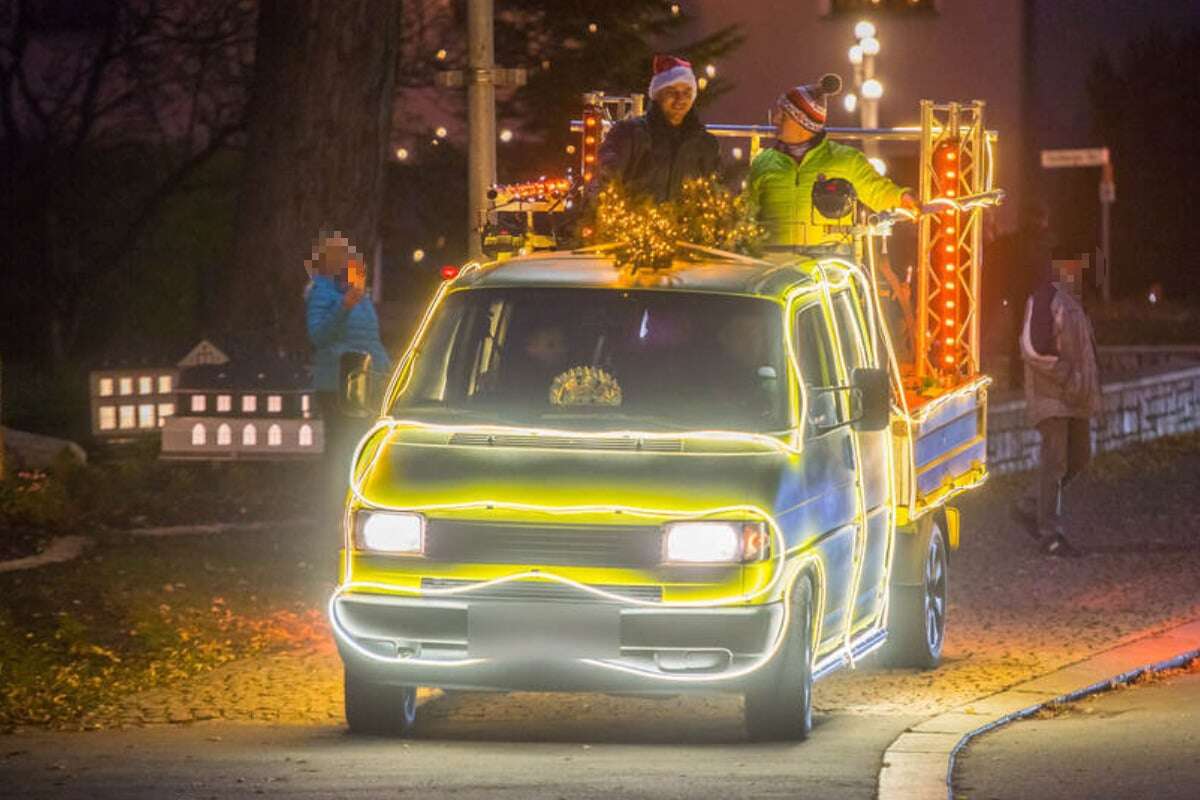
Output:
top-left (832, 290), bottom-right (870, 372)
top-left (794, 303), bottom-right (837, 388)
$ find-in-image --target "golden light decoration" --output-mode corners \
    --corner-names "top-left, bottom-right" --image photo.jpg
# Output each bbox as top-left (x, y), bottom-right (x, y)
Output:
top-left (549, 366), bottom-right (623, 407)
top-left (593, 176), bottom-right (763, 270)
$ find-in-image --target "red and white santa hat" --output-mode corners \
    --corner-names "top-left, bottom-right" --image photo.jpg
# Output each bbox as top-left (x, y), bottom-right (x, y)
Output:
top-left (648, 54), bottom-right (698, 100)
top-left (777, 74), bottom-right (843, 133)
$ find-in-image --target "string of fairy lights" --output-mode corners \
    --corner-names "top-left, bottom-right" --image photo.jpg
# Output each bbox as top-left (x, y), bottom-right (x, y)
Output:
top-left (594, 176), bottom-right (764, 269)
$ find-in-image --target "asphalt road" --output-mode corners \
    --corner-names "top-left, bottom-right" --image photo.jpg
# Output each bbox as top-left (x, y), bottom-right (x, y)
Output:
top-left (0, 689), bottom-right (919, 799)
top-left (955, 665), bottom-right (1200, 800)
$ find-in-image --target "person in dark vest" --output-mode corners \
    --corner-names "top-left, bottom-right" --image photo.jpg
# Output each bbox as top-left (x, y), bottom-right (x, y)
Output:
top-left (589, 54), bottom-right (721, 204)
top-left (1013, 258), bottom-right (1102, 557)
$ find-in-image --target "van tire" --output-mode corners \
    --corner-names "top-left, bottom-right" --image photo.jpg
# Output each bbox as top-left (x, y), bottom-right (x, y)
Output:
top-left (884, 519), bottom-right (948, 669)
top-left (344, 668), bottom-right (418, 736)
top-left (744, 576), bottom-right (814, 741)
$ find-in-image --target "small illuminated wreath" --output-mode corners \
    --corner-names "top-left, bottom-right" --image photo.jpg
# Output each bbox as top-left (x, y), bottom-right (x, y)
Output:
top-left (549, 366), bottom-right (623, 407)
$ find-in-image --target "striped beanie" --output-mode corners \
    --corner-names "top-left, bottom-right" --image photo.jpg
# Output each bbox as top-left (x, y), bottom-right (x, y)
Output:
top-left (777, 74), bottom-right (843, 133)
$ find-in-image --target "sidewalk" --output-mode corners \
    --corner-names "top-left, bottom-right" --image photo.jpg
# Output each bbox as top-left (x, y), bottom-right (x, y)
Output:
top-left (818, 433), bottom-right (1200, 718)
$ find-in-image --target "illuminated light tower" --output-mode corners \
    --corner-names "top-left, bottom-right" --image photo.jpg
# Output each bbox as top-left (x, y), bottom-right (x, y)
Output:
top-left (932, 140), bottom-right (964, 377)
top-left (580, 94), bottom-right (605, 184)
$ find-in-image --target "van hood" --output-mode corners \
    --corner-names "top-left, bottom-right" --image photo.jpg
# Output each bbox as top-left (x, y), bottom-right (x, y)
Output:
top-left (354, 423), bottom-right (799, 520)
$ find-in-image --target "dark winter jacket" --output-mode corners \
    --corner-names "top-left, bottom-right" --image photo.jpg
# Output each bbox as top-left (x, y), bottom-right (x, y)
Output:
top-left (592, 104), bottom-right (721, 203)
top-left (1020, 283), bottom-right (1102, 426)
top-left (305, 275), bottom-right (392, 393)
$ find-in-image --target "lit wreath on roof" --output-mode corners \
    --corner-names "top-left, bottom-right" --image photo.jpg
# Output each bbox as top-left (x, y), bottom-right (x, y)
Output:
top-left (594, 175), bottom-right (764, 269)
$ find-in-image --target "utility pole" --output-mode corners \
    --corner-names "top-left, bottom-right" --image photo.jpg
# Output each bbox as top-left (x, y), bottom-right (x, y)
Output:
top-left (436, 0), bottom-right (525, 260)
top-left (466, 0), bottom-right (496, 261)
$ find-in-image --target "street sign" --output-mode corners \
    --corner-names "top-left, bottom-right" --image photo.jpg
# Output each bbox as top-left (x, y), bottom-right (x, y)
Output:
top-left (1041, 147), bottom-right (1110, 168)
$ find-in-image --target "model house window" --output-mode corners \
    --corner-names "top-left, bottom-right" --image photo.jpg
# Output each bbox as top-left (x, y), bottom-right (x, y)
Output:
top-left (99, 378), bottom-right (114, 397)
top-left (298, 424), bottom-right (314, 447)
top-left (158, 375), bottom-right (173, 394)
top-left (191, 423), bottom-right (207, 445)
top-left (99, 406), bottom-right (117, 430)
top-left (217, 423), bottom-right (232, 445)
top-left (157, 403), bottom-right (175, 424)
top-left (191, 394), bottom-right (207, 413)
top-left (301, 394), bottom-right (311, 415)
top-left (268, 424), bottom-right (282, 446)
top-left (242, 424), bottom-right (257, 446)
top-left (137, 404), bottom-right (155, 428)
top-left (217, 395), bottom-right (232, 412)
top-left (119, 405), bottom-right (136, 429)
top-left (119, 377), bottom-right (133, 395)
top-left (267, 395), bottom-right (282, 413)
top-left (242, 395), bottom-right (257, 413)
top-left (138, 376), bottom-right (153, 395)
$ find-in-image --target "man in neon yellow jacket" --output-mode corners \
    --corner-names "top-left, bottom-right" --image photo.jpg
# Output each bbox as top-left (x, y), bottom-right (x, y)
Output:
top-left (748, 75), bottom-right (917, 250)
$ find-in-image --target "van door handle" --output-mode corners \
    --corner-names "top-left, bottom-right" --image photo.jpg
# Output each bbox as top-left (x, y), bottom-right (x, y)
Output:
top-left (843, 436), bottom-right (856, 471)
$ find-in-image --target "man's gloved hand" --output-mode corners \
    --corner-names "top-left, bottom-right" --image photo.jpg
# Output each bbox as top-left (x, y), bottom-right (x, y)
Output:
top-left (900, 191), bottom-right (920, 214)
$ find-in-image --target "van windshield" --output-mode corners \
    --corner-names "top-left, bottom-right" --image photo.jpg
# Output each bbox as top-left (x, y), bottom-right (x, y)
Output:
top-left (390, 288), bottom-right (789, 432)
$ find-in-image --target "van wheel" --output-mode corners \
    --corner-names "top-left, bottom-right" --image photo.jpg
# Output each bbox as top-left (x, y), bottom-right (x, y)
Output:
top-left (885, 519), bottom-right (948, 669)
top-left (744, 576), bottom-right (814, 741)
top-left (344, 668), bottom-right (418, 736)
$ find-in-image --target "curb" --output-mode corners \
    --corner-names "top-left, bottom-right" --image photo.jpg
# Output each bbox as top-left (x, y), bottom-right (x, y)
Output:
top-left (0, 535), bottom-right (91, 573)
top-left (876, 617), bottom-right (1200, 800)
top-left (127, 519), bottom-right (318, 537)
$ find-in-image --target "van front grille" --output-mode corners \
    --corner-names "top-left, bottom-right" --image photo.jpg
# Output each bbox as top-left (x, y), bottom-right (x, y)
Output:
top-left (423, 520), bottom-right (663, 568)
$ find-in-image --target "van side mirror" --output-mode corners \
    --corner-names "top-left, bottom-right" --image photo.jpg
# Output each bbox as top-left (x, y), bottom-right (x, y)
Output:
top-left (339, 351), bottom-right (373, 418)
top-left (851, 367), bottom-right (890, 432)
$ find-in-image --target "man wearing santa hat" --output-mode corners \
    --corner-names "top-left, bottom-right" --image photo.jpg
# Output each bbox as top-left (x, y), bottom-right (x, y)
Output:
top-left (590, 54), bottom-right (721, 204)
top-left (748, 74), bottom-right (918, 251)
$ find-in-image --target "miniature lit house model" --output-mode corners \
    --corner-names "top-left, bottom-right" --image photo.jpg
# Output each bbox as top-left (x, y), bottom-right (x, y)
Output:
top-left (160, 348), bottom-right (323, 460)
top-left (90, 367), bottom-right (178, 437)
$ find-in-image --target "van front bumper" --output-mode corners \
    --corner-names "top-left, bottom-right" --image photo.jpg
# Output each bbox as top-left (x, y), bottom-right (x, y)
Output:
top-left (331, 592), bottom-right (786, 693)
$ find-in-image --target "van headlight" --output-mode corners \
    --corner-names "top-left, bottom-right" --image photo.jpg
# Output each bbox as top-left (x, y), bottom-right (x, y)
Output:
top-left (355, 511), bottom-right (425, 555)
top-left (662, 521), bottom-right (769, 564)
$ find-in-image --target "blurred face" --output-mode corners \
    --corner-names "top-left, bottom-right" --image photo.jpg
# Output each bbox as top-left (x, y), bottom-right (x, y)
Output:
top-left (772, 108), bottom-right (816, 144)
top-left (319, 238), bottom-right (350, 277)
top-left (525, 326), bottom-right (568, 366)
top-left (655, 83), bottom-right (696, 126)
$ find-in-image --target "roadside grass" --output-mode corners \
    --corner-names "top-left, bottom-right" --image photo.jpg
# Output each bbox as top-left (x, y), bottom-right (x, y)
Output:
top-left (1, 444), bottom-right (326, 559)
top-left (0, 525), bottom-right (335, 732)
top-left (1090, 299), bottom-right (1200, 347)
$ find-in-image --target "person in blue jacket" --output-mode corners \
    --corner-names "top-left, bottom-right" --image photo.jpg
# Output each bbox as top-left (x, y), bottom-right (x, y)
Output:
top-left (305, 231), bottom-right (391, 464)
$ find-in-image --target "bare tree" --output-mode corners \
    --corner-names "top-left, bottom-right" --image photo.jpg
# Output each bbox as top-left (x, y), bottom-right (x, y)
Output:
top-left (224, 0), bottom-right (402, 348)
top-left (0, 0), bottom-right (254, 362)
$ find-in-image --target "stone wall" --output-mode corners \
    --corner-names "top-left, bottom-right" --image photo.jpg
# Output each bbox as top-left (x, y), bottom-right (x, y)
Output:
top-left (987, 365), bottom-right (1200, 475)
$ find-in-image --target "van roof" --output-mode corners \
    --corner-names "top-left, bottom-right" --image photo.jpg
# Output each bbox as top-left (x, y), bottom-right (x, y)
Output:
top-left (456, 251), bottom-right (824, 300)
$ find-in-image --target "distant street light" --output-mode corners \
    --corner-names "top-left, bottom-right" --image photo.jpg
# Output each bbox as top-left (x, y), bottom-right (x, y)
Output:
top-left (705, 64), bottom-right (716, 78)
top-left (412, 249), bottom-right (426, 263)
top-left (854, 20), bottom-right (877, 40)
top-left (499, 128), bottom-right (514, 142)
top-left (395, 147), bottom-right (409, 161)
top-left (850, 20), bottom-right (882, 157)
top-left (435, 126), bottom-right (448, 138)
